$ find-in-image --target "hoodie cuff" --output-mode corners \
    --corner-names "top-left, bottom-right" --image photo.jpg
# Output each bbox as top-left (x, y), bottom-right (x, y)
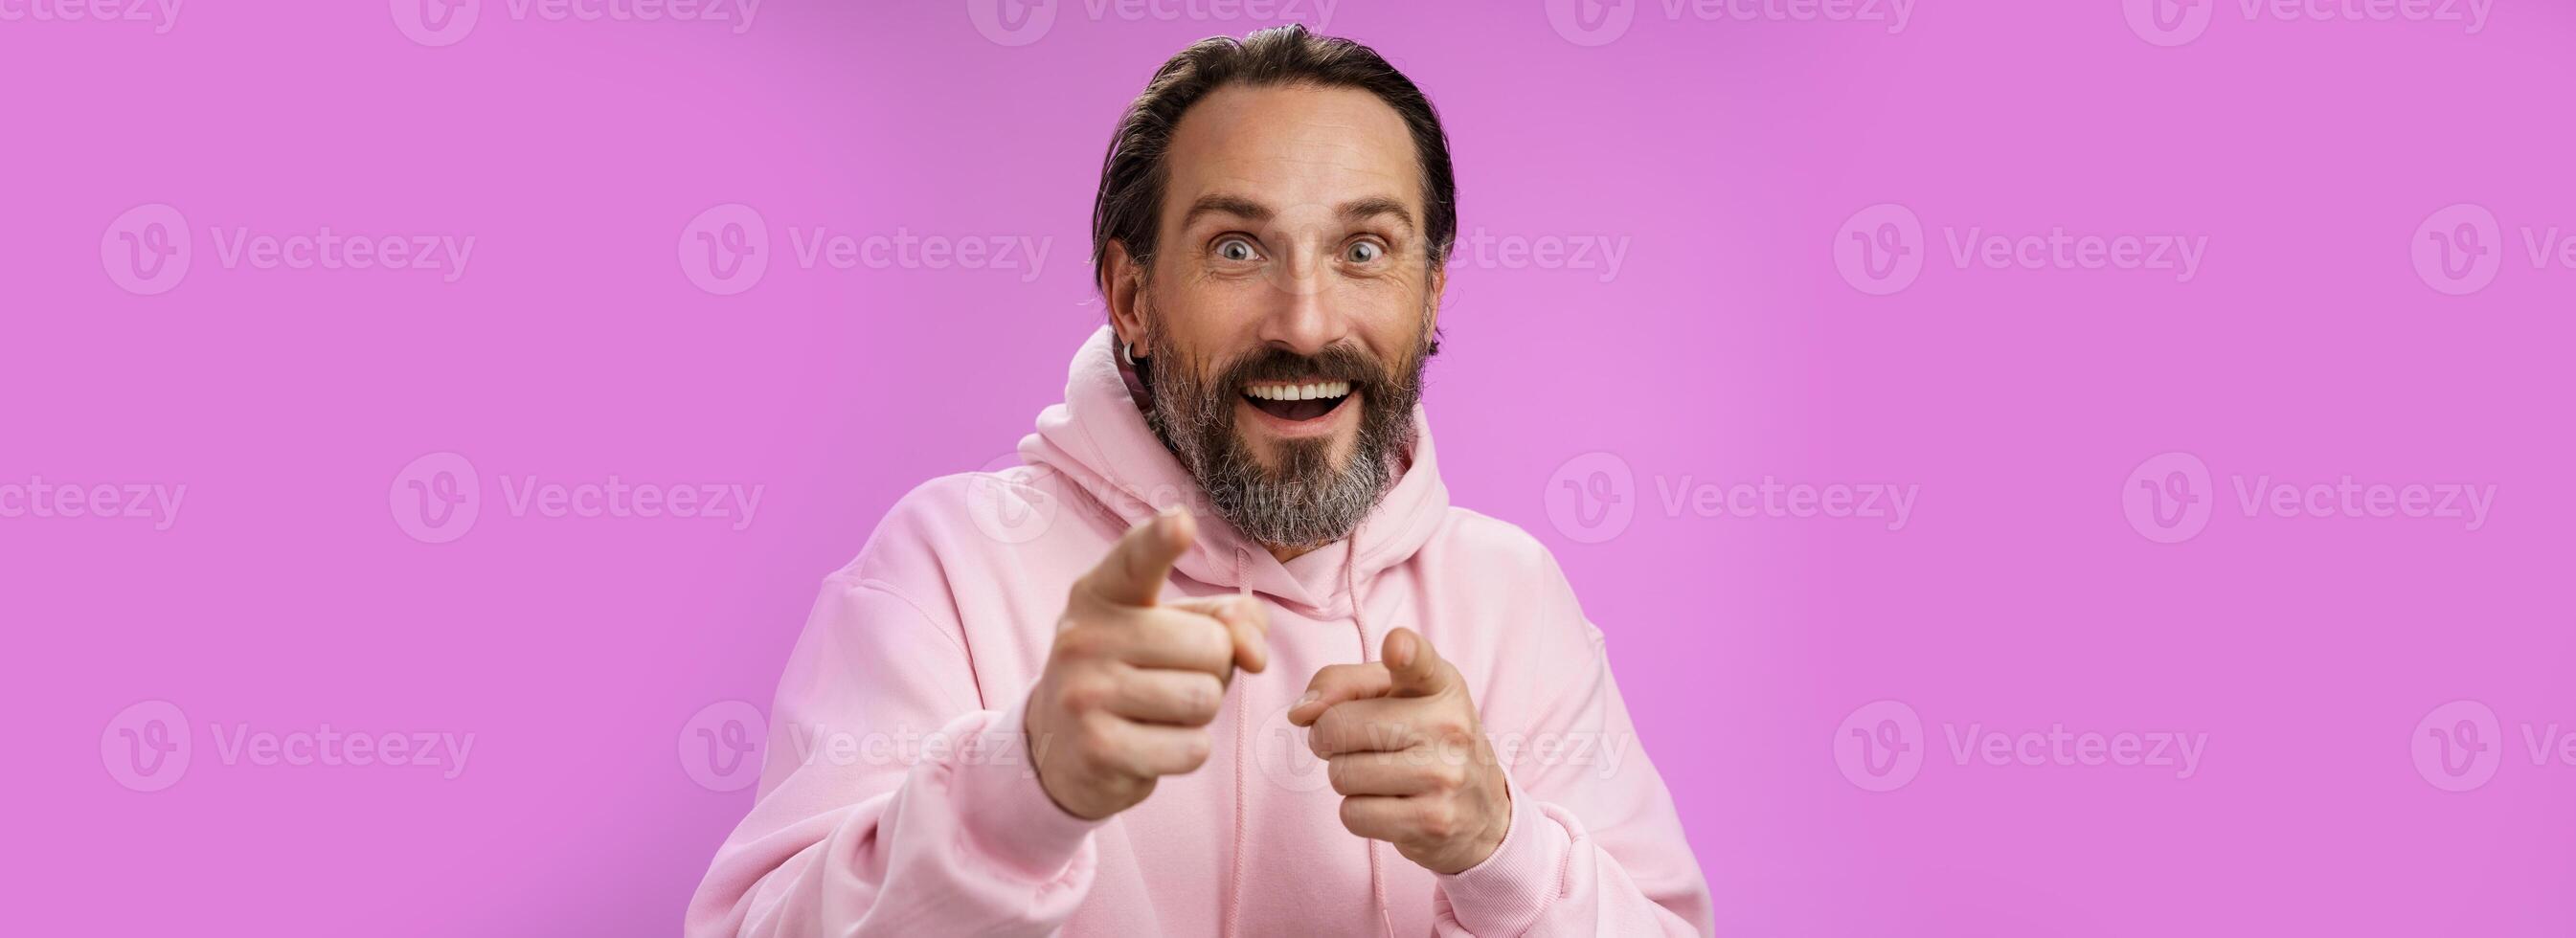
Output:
top-left (947, 698), bottom-right (1104, 882)
top-left (1435, 770), bottom-right (1571, 934)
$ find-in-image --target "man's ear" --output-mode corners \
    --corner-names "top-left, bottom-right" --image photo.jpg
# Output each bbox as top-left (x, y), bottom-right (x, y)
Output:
top-left (1102, 240), bottom-right (1148, 354)
top-left (1427, 263), bottom-right (1446, 334)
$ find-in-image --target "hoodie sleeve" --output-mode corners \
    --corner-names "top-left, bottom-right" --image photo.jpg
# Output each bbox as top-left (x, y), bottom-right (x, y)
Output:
top-left (1432, 551), bottom-right (1715, 937)
top-left (684, 566), bottom-right (1103, 937)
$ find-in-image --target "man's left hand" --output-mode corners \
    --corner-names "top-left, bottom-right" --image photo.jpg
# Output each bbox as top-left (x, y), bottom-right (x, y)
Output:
top-left (1288, 627), bottom-right (1511, 875)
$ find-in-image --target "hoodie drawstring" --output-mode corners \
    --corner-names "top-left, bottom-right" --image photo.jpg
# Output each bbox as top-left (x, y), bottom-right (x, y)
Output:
top-left (1223, 547), bottom-right (1251, 938)
top-left (1343, 536), bottom-right (1396, 938)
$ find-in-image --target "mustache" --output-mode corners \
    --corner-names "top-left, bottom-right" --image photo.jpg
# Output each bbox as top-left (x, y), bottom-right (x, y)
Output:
top-left (1209, 343), bottom-right (1393, 390)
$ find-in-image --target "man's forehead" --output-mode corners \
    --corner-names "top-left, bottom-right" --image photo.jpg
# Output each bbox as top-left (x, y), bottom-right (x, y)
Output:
top-left (1162, 83), bottom-right (1423, 223)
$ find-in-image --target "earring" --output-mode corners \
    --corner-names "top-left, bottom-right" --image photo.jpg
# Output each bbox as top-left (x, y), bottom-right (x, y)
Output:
top-left (1121, 340), bottom-right (1144, 366)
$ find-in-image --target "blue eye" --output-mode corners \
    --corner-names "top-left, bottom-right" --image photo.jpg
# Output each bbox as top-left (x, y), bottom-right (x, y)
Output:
top-left (1215, 237), bottom-right (1257, 262)
top-left (1346, 241), bottom-right (1384, 263)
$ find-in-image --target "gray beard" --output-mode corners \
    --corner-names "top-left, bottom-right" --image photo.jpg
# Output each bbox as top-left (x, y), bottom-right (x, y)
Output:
top-left (1138, 327), bottom-right (1424, 549)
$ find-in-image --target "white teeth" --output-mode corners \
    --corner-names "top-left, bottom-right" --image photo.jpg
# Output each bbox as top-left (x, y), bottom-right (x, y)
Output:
top-left (1245, 381), bottom-right (1350, 402)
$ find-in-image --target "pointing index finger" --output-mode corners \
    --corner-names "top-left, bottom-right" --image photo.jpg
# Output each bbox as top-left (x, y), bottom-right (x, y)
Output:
top-left (1081, 507), bottom-right (1193, 608)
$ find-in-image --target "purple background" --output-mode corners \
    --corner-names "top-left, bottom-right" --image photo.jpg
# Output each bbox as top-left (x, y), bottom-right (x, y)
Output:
top-left (10, 0), bottom-right (2575, 934)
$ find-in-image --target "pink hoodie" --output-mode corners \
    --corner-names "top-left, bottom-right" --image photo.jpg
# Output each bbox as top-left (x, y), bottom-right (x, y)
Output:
top-left (686, 327), bottom-right (1712, 936)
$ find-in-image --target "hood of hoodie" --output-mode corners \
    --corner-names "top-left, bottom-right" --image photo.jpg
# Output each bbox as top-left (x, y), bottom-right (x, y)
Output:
top-left (1017, 325), bottom-right (1450, 615)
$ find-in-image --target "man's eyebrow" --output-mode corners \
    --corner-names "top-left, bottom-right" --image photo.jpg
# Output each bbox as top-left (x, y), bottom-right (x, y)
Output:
top-left (1337, 196), bottom-right (1416, 234)
top-left (1182, 194), bottom-right (1274, 229)
top-left (1179, 193), bottom-right (1420, 234)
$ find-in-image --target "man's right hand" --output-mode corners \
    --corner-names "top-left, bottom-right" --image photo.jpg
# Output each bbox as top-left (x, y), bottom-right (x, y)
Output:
top-left (1027, 507), bottom-right (1270, 820)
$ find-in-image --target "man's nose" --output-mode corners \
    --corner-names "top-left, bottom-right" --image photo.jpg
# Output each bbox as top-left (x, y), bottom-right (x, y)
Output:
top-left (1255, 243), bottom-right (1349, 357)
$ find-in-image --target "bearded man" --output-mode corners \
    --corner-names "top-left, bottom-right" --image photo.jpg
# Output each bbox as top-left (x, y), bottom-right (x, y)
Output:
top-left (689, 25), bottom-right (1711, 937)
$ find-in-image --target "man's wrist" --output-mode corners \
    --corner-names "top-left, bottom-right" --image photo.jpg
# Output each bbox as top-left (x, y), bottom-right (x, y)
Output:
top-left (1022, 692), bottom-right (1082, 820)
top-left (1470, 762), bottom-right (1513, 866)
top-left (1435, 770), bottom-right (1570, 933)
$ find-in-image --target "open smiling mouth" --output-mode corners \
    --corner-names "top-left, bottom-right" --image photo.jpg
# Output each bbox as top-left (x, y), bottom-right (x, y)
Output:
top-left (1242, 380), bottom-right (1355, 422)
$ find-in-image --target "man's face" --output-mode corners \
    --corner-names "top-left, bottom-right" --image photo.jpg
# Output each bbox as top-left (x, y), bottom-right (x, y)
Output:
top-left (1112, 82), bottom-right (1444, 548)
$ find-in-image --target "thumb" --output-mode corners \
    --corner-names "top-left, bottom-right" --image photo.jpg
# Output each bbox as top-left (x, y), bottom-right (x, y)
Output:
top-left (1383, 628), bottom-right (1454, 698)
top-left (1082, 507), bottom-right (1194, 607)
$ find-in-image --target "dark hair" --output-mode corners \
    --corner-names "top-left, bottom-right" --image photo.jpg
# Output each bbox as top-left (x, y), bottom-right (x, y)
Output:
top-left (1090, 25), bottom-right (1457, 294)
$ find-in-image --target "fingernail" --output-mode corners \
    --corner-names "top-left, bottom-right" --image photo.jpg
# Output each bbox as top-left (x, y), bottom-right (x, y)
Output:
top-left (1295, 691), bottom-right (1320, 709)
